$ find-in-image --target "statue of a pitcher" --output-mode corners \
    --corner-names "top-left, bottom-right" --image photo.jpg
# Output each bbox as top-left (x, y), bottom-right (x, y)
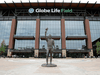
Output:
top-left (41, 28), bottom-right (57, 67)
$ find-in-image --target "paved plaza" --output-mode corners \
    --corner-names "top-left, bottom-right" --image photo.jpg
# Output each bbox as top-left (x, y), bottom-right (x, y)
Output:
top-left (0, 58), bottom-right (100, 75)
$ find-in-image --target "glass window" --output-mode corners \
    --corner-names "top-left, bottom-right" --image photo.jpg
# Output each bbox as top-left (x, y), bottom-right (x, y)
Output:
top-left (16, 20), bottom-right (36, 36)
top-left (14, 40), bottom-right (35, 49)
top-left (66, 40), bottom-right (86, 49)
top-left (0, 21), bottom-right (12, 46)
top-left (40, 20), bottom-right (61, 49)
top-left (65, 21), bottom-right (86, 49)
top-left (65, 21), bottom-right (85, 36)
top-left (14, 20), bottom-right (36, 49)
top-left (89, 21), bottom-right (100, 42)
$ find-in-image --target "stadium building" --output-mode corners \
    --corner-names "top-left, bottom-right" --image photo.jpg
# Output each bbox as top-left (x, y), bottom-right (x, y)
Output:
top-left (0, 0), bottom-right (100, 58)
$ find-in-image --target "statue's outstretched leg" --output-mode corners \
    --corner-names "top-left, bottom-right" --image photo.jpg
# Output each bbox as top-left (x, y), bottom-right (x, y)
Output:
top-left (46, 48), bottom-right (49, 65)
top-left (50, 49), bottom-right (52, 64)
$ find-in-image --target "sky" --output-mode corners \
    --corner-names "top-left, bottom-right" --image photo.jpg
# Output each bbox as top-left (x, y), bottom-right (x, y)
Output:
top-left (0, 0), bottom-right (100, 4)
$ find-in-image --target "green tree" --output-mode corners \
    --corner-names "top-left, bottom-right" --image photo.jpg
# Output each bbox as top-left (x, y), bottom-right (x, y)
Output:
top-left (96, 41), bottom-right (100, 55)
top-left (0, 44), bottom-right (6, 55)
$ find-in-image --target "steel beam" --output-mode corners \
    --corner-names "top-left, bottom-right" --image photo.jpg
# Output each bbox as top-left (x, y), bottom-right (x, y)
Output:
top-left (92, 1), bottom-right (97, 8)
top-left (4, 1), bottom-right (9, 7)
top-left (21, 1), bottom-right (24, 7)
top-left (54, 0), bottom-right (55, 7)
top-left (62, 0), bottom-right (64, 7)
top-left (46, 0), bottom-right (47, 7)
top-left (37, 0), bottom-right (39, 7)
top-left (70, 1), bottom-right (72, 7)
top-left (2, 10), bottom-right (8, 16)
top-left (11, 10), bottom-right (15, 16)
top-left (29, 0), bottom-right (32, 7)
top-left (77, 1), bottom-right (81, 7)
top-left (84, 1), bottom-right (89, 8)
top-left (12, 1), bottom-right (17, 7)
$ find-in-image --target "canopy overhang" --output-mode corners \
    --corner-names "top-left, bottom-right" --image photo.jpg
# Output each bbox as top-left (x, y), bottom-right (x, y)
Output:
top-left (0, 1), bottom-right (100, 9)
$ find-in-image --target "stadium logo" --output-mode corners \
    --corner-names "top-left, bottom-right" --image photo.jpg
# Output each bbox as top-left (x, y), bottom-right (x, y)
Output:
top-left (28, 8), bottom-right (72, 13)
top-left (28, 8), bottom-right (34, 13)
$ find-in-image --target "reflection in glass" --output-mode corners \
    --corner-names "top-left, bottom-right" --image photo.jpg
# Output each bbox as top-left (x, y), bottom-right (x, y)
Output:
top-left (14, 40), bottom-right (35, 49)
top-left (66, 40), bottom-right (86, 49)
top-left (0, 21), bottom-right (12, 45)
top-left (40, 20), bottom-right (61, 49)
top-left (65, 21), bottom-right (85, 36)
top-left (65, 21), bottom-right (86, 49)
top-left (14, 20), bottom-right (36, 49)
top-left (16, 20), bottom-right (36, 36)
top-left (90, 21), bottom-right (100, 42)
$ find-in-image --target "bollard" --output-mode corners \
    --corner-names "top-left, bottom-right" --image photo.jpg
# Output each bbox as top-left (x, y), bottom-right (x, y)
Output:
top-left (98, 56), bottom-right (100, 58)
top-left (85, 56), bottom-right (87, 59)
top-left (89, 56), bottom-right (91, 58)
top-left (93, 56), bottom-right (95, 58)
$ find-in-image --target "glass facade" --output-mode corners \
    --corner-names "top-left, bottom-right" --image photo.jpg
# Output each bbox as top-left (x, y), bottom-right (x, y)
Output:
top-left (66, 40), bottom-right (86, 49)
top-left (39, 20), bottom-right (61, 49)
top-left (16, 20), bottom-right (36, 36)
top-left (65, 21), bottom-right (86, 49)
top-left (14, 40), bottom-right (35, 49)
top-left (14, 20), bottom-right (36, 49)
top-left (65, 21), bottom-right (85, 36)
top-left (0, 20), bottom-right (89, 50)
top-left (0, 21), bottom-right (12, 46)
top-left (89, 21), bottom-right (100, 42)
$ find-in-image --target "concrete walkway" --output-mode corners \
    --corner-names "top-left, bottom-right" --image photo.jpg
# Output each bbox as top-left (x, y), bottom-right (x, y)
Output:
top-left (0, 58), bottom-right (100, 75)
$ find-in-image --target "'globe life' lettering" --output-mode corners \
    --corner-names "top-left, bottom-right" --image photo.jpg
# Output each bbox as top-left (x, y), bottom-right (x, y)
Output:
top-left (36, 8), bottom-right (50, 13)
top-left (51, 8), bottom-right (60, 13)
top-left (28, 8), bottom-right (71, 13)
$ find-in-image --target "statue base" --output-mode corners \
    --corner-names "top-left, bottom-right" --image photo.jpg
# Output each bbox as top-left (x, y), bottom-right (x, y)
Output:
top-left (41, 64), bottom-right (57, 67)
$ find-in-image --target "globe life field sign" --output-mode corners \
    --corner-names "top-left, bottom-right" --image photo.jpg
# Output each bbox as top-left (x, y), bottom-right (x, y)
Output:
top-left (28, 8), bottom-right (72, 13)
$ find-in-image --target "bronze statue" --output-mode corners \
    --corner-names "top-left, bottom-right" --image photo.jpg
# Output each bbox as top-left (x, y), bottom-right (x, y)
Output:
top-left (45, 28), bottom-right (55, 65)
top-left (41, 28), bottom-right (57, 67)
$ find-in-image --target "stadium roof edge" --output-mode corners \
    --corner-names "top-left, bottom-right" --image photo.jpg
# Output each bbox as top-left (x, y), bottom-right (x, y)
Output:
top-left (0, 1), bottom-right (100, 4)
top-left (0, 2), bottom-right (100, 9)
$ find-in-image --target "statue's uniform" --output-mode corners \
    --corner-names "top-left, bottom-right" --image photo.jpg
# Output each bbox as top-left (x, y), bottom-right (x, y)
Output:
top-left (46, 39), bottom-right (54, 64)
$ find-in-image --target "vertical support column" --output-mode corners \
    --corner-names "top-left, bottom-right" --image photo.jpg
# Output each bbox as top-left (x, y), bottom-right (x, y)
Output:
top-left (85, 18), bottom-right (93, 57)
top-left (61, 19), bottom-right (66, 57)
top-left (7, 17), bottom-right (17, 57)
top-left (34, 19), bottom-right (40, 58)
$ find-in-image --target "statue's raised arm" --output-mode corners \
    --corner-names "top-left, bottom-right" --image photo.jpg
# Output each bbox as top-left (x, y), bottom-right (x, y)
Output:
top-left (45, 28), bottom-right (48, 42)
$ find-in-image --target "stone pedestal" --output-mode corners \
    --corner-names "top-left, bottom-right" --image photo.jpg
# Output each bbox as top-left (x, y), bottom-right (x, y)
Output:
top-left (62, 50), bottom-right (66, 57)
top-left (34, 50), bottom-right (39, 57)
top-left (7, 49), bottom-right (12, 57)
top-left (41, 64), bottom-right (57, 67)
top-left (89, 49), bottom-right (93, 57)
